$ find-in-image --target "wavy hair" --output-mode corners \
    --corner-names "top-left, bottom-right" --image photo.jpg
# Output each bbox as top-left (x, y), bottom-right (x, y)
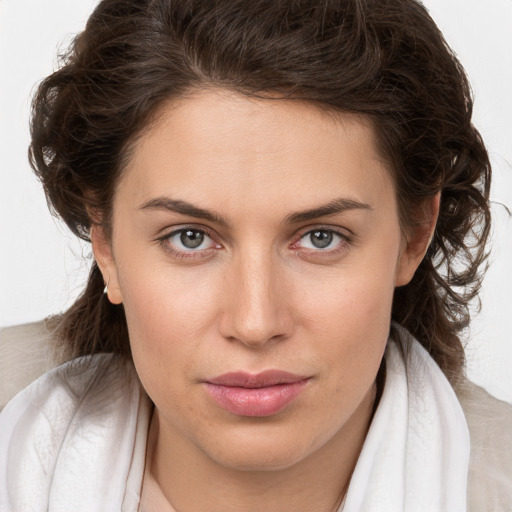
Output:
top-left (30, 0), bottom-right (491, 382)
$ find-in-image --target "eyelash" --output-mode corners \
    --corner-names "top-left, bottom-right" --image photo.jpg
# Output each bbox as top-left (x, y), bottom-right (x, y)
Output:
top-left (156, 225), bottom-right (352, 261)
top-left (156, 226), bottom-right (220, 261)
top-left (291, 227), bottom-right (352, 259)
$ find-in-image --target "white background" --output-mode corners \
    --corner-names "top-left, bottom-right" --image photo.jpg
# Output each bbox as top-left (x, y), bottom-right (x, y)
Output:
top-left (1, 0), bottom-right (511, 401)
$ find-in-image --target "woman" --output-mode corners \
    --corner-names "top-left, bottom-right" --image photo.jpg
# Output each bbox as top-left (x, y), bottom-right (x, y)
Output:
top-left (0, 0), bottom-right (510, 510)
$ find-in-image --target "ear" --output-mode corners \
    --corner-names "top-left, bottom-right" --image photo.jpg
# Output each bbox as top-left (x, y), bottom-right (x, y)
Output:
top-left (395, 193), bottom-right (440, 287)
top-left (90, 224), bottom-right (123, 304)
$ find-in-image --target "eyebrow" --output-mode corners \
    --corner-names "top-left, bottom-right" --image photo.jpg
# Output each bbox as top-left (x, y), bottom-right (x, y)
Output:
top-left (139, 196), bottom-right (372, 226)
top-left (139, 197), bottom-right (229, 226)
top-left (283, 197), bottom-right (372, 224)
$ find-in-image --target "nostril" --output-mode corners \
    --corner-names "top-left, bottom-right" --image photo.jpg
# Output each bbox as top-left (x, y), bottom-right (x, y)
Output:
top-left (222, 313), bottom-right (293, 348)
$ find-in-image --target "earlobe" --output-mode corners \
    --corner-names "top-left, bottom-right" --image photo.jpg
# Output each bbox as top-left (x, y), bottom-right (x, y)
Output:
top-left (90, 224), bottom-right (123, 304)
top-left (395, 193), bottom-right (440, 287)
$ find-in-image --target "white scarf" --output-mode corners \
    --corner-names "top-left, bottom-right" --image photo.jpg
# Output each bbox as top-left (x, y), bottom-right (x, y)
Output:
top-left (342, 330), bottom-right (470, 511)
top-left (0, 333), bottom-right (469, 512)
top-left (0, 355), bottom-right (152, 512)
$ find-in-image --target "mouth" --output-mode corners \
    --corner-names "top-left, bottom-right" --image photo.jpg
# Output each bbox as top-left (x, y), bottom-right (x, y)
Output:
top-left (204, 370), bottom-right (310, 417)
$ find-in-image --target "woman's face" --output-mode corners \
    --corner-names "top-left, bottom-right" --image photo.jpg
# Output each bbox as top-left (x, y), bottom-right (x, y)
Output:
top-left (94, 89), bottom-right (425, 471)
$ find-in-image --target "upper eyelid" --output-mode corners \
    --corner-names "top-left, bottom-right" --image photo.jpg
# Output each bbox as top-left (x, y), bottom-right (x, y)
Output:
top-left (157, 223), bottom-right (236, 247)
top-left (156, 224), bottom-right (216, 240)
top-left (157, 227), bottom-right (219, 259)
top-left (155, 224), bottom-right (351, 249)
top-left (155, 226), bottom-right (219, 254)
top-left (291, 227), bottom-right (352, 252)
top-left (294, 225), bottom-right (352, 241)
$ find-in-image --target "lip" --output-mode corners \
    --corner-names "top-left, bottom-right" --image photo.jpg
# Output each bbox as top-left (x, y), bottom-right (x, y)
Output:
top-left (204, 370), bottom-right (310, 417)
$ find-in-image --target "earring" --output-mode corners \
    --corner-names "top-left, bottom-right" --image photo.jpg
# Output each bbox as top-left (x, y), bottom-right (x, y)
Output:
top-left (103, 277), bottom-right (110, 295)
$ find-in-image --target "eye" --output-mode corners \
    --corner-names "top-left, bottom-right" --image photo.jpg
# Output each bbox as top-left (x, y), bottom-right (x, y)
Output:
top-left (293, 228), bottom-right (350, 256)
top-left (174, 229), bottom-right (209, 250)
top-left (298, 229), bottom-right (346, 250)
top-left (302, 230), bottom-right (335, 249)
top-left (160, 227), bottom-right (220, 256)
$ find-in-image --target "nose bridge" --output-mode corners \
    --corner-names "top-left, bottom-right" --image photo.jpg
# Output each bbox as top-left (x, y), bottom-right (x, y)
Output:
top-left (221, 247), bottom-right (291, 347)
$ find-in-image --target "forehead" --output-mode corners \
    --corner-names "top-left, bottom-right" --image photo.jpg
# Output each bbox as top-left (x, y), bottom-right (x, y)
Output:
top-left (116, 89), bottom-right (396, 219)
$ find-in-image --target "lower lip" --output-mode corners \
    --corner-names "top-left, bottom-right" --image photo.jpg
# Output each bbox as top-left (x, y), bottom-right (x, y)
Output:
top-left (204, 380), bottom-right (309, 417)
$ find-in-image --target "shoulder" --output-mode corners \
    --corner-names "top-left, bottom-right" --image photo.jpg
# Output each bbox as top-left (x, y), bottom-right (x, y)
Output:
top-left (0, 320), bottom-right (63, 409)
top-left (0, 353), bottom-right (149, 511)
top-left (0, 352), bottom-right (136, 462)
top-left (455, 379), bottom-right (512, 511)
top-left (0, 351), bottom-right (135, 422)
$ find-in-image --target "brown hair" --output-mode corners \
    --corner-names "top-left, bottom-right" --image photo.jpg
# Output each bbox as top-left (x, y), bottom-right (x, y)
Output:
top-left (30, 0), bottom-right (491, 382)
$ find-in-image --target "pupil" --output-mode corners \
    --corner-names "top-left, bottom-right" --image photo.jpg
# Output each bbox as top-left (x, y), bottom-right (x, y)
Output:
top-left (180, 230), bottom-right (204, 249)
top-left (311, 230), bottom-right (332, 249)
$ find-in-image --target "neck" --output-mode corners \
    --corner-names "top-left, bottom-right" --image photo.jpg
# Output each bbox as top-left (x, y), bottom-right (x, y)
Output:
top-left (146, 384), bottom-right (376, 512)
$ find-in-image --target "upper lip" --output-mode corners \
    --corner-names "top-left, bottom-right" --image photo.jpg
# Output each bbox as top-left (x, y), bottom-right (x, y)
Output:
top-left (206, 370), bottom-right (309, 388)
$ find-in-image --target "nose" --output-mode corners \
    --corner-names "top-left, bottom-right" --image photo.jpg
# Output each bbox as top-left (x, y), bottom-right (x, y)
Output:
top-left (219, 251), bottom-right (294, 348)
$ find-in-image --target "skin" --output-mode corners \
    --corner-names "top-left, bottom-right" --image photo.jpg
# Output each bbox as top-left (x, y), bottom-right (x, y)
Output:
top-left (92, 89), bottom-right (437, 512)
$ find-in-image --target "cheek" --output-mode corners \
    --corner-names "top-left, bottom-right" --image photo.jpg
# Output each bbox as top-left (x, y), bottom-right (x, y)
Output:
top-left (118, 269), bottom-right (226, 428)
top-left (297, 257), bottom-right (397, 334)
top-left (116, 258), bottom-right (223, 373)
top-left (293, 248), bottom-right (398, 382)
top-left (311, 279), bottom-right (392, 374)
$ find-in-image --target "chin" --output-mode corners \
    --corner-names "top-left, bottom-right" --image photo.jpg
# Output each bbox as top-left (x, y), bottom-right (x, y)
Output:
top-left (204, 428), bottom-right (316, 472)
